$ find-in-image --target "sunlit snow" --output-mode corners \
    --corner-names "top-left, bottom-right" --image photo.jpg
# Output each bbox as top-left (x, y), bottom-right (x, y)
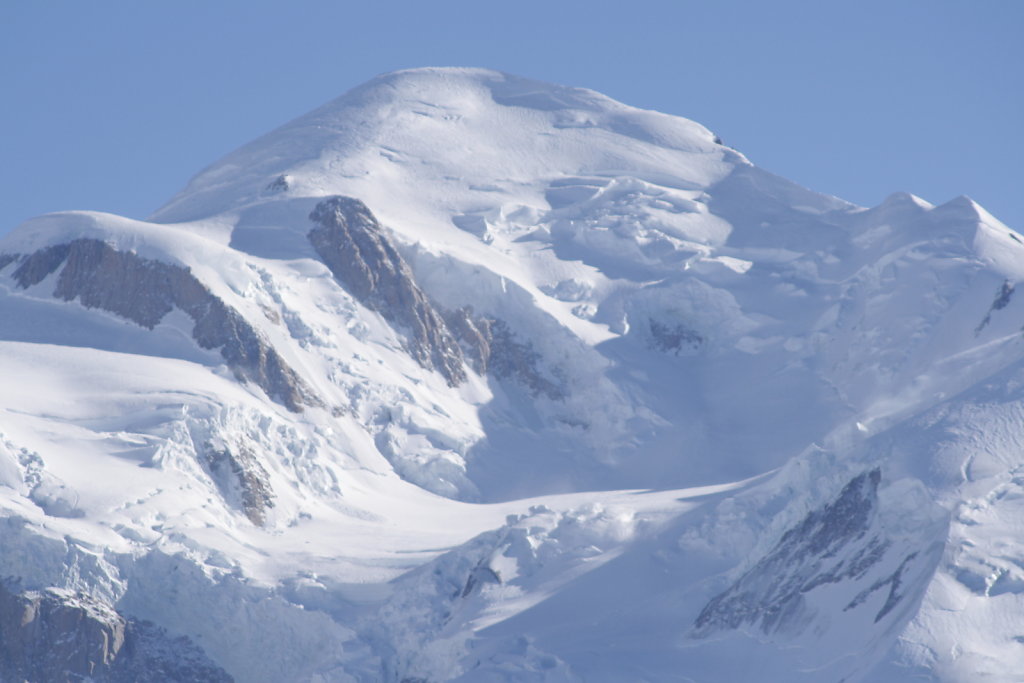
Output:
top-left (1, 67), bottom-right (1023, 682)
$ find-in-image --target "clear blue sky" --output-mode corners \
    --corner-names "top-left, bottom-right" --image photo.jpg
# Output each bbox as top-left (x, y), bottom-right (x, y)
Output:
top-left (2, 0), bottom-right (1021, 234)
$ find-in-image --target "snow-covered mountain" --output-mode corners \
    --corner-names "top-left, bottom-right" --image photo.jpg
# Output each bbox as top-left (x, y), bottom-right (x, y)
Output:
top-left (1, 67), bottom-right (1022, 682)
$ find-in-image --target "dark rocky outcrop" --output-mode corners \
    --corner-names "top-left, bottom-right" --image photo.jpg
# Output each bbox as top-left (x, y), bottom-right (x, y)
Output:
top-left (306, 197), bottom-right (563, 397)
top-left (844, 551), bottom-right (920, 623)
top-left (648, 319), bottom-right (703, 354)
top-left (4, 201), bottom-right (562, 408)
top-left (6, 239), bottom-right (316, 412)
top-left (976, 280), bottom-right (1016, 334)
top-left (0, 583), bottom-right (231, 682)
top-left (201, 444), bottom-right (275, 526)
top-left (264, 174), bottom-right (290, 193)
top-left (461, 563), bottom-right (502, 598)
top-left (0, 584), bottom-right (124, 681)
top-left (10, 243), bottom-right (71, 287)
top-left (308, 197), bottom-right (467, 386)
top-left (446, 308), bottom-right (562, 399)
top-left (693, 469), bottom-right (908, 636)
top-left (444, 306), bottom-right (493, 374)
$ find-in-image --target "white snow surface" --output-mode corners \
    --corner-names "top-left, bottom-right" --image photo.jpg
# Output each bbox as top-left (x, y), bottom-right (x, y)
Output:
top-left (1, 67), bottom-right (1023, 681)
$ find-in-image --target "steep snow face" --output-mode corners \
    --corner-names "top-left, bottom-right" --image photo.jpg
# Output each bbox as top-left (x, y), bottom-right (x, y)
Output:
top-left (841, 359), bottom-right (1024, 683)
top-left (1, 67), bottom-right (1024, 681)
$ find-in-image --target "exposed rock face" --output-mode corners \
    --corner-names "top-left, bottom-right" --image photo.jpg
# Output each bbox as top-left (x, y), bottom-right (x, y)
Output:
top-left (0, 584), bottom-right (124, 681)
top-left (7, 239), bottom-right (316, 412)
top-left (264, 174), bottom-right (290, 193)
top-left (307, 197), bottom-right (561, 396)
top-left (308, 197), bottom-right (467, 386)
top-left (446, 308), bottom-right (562, 399)
top-left (976, 280), bottom-right (1016, 333)
top-left (201, 443), bottom-right (275, 526)
top-left (112, 619), bottom-right (234, 683)
top-left (5, 206), bottom-right (561, 408)
top-left (0, 583), bottom-right (231, 682)
top-left (10, 243), bottom-right (70, 287)
top-left (444, 306), bottom-right (492, 374)
top-left (693, 469), bottom-right (925, 636)
top-left (648, 319), bottom-right (703, 354)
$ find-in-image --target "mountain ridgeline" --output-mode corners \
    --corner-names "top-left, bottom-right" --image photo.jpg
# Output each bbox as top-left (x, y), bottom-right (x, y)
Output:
top-left (0, 68), bottom-right (1021, 681)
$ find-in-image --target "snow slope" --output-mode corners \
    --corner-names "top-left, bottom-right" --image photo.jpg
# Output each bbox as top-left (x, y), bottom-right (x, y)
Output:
top-left (1, 67), bottom-right (1023, 681)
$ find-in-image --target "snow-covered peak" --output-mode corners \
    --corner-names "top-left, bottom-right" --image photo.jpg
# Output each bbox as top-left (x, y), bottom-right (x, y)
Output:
top-left (150, 67), bottom-right (739, 229)
top-left (2, 68), bottom-right (1024, 682)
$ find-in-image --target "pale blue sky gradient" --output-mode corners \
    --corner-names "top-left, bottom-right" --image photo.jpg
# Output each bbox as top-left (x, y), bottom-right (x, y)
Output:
top-left (2, 0), bottom-right (1021, 233)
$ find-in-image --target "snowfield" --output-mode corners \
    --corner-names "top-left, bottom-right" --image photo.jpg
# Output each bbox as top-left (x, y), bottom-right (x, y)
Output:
top-left (0, 67), bottom-right (1022, 681)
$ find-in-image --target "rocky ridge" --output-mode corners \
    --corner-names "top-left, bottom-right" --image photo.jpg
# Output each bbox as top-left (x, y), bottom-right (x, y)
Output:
top-left (6, 238), bottom-right (316, 412)
top-left (308, 196), bottom-right (467, 386)
top-left (0, 67), bottom-right (1021, 681)
top-left (0, 582), bottom-right (231, 682)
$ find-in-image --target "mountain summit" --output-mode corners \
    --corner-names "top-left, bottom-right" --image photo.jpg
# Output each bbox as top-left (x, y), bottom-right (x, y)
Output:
top-left (151, 67), bottom-right (730, 224)
top-left (0, 68), bottom-right (1022, 682)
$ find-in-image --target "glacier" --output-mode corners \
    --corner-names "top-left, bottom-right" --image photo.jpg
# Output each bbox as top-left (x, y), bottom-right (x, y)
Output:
top-left (0, 67), bottom-right (1022, 681)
